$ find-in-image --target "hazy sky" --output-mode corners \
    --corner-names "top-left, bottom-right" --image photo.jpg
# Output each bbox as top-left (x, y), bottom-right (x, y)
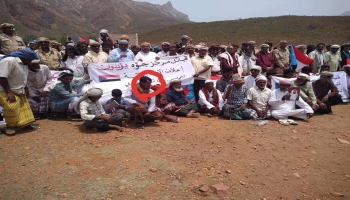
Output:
top-left (134, 0), bottom-right (350, 22)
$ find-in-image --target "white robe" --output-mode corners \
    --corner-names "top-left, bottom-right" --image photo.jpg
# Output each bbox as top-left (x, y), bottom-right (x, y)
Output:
top-left (198, 89), bottom-right (224, 110)
top-left (135, 51), bottom-right (158, 62)
top-left (268, 89), bottom-right (313, 120)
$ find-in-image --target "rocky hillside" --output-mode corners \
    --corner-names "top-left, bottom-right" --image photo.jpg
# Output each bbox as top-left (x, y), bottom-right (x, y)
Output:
top-left (0, 0), bottom-right (190, 40)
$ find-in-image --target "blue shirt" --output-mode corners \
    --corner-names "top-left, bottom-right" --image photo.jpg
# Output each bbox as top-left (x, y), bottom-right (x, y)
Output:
top-left (108, 48), bottom-right (135, 62)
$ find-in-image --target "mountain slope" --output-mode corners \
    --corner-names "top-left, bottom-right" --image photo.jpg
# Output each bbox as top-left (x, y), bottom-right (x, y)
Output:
top-left (139, 16), bottom-right (350, 46)
top-left (0, 0), bottom-right (190, 40)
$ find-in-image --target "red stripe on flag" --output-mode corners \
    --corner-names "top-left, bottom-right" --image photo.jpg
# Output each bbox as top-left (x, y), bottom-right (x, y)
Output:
top-left (293, 45), bottom-right (313, 65)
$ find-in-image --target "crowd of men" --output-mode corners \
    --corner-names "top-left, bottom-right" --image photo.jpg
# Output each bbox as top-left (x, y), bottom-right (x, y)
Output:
top-left (1, 23), bottom-right (350, 134)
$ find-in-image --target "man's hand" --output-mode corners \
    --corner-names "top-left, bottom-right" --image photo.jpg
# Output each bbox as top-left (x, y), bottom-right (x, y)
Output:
top-left (305, 98), bottom-right (312, 105)
top-left (282, 94), bottom-right (291, 101)
top-left (266, 67), bottom-right (273, 71)
top-left (155, 57), bottom-right (160, 60)
top-left (256, 109), bottom-right (263, 117)
top-left (6, 91), bottom-right (16, 103)
top-left (193, 73), bottom-right (199, 77)
top-left (311, 104), bottom-right (319, 111)
top-left (117, 104), bottom-right (124, 109)
top-left (41, 91), bottom-right (48, 97)
top-left (120, 54), bottom-right (127, 58)
top-left (239, 104), bottom-right (246, 111)
top-left (138, 59), bottom-right (143, 62)
top-left (319, 102), bottom-right (327, 109)
top-left (322, 95), bottom-right (329, 103)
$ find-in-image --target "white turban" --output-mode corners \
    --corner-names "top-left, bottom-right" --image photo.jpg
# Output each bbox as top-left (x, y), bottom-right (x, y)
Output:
top-left (75, 88), bottom-right (103, 114)
top-left (99, 29), bottom-right (108, 34)
top-left (260, 44), bottom-right (269, 48)
top-left (251, 65), bottom-right (262, 71)
top-left (297, 73), bottom-right (310, 80)
top-left (255, 75), bottom-right (267, 82)
top-left (205, 79), bottom-right (214, 84)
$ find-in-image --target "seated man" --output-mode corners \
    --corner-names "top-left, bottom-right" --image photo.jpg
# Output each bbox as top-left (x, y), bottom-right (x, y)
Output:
top-left (75, 88), bottom-right (124, 132)
top-left (244, 65), bottom-right (261, 90)
top-left (283, 69), bottom-right (295, 78)
top-left (103, 89), bottom-right (129, 119)
top-left (222, 78), bottom-right (251, 120)
top-left (198, 80), bottom-right (224, 116)
top-left (166, 79), bottom-right (199, 118)
top-left (312, 71), bottom-right (339, 114)
top-left (216, 67), bottom-right (235, 93)
top-left (269, 79), bottom-right (313, 120)
top-left (291, 73), bottom-right (319, 111)
top-left (123, 76), bottom-right (162, 125)
top-left (247, 76), bottom-right (272, 119)
top-left (151, 85), bottom-right (179, 123)
top-left (49, 69), bottom-right (90, 119)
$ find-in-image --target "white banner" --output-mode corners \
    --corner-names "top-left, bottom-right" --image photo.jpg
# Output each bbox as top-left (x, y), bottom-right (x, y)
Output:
top-left (51, 55), bottom-right (195, 104)
top-left (271, 71), bottom-right (349, 102)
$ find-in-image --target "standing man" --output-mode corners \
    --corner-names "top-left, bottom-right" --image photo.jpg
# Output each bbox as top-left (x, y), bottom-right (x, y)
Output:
top-left (273, 40), bottom-right (290, 75)
top-left (191, 46), bottom-right (213, 102)
top-left (36, 37), bottom-right (61, 70)
top-left (0, 48), bottom-right (39, 134)
top-left (134, 42), bottom-right (159, 62)
top-left (247, 41), bottom-right (259, 55)
top-left (220, 44), bottom-right (240, 74)
top-left (240, 48), bottom-right (257, 76)
top-left (98, 29), bottom-right (114, 50)
top-left (256, 44), bottom-right (275, 73)
top-left (28, 40), bottom-right (38, 51)
top-left (83, 41), bottom-right (108, 68)
top-left (309, 43), bottom-right (328, 73)
top-left (108, 40), bottom-right (135, 62)
top-left (158, 42), bottom-right (170, 57)
top-left (325, 44), bottom-right (342, 72)
top-left (0, 23), bottom-right (26, 55)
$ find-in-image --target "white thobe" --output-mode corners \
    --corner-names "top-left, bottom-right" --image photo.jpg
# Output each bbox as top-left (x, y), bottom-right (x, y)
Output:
top-left (198, 89), bottom-right (224, 110)
top-left (244, 75), bottom-right (257, 90)
top-left (135, 51), bottom-right (158, 62)
top-left (268, 89), bottom-right (313, 120)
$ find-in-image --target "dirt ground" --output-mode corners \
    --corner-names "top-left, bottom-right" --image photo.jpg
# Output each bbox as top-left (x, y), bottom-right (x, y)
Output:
top-left (0, 103), bottom-right (350, 200)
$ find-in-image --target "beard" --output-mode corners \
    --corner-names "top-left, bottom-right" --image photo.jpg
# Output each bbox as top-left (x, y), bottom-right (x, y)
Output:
top-left (174, 87), bottom-right (183, 92)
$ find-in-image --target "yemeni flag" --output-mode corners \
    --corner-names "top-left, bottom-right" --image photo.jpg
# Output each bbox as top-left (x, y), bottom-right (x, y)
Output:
top-left (76, 36), bottom-right (85, 42)
top-left (289, 44), bottom-right (314, 71)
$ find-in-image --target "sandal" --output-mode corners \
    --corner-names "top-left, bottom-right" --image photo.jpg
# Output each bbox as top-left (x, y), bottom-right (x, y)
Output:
top-left (4, 128), bottom-right (16, 135)
top-left (279, 119), bottom-right (289, 126)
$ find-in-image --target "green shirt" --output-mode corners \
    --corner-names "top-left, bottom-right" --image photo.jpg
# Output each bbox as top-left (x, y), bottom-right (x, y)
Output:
top-left (291, 80), bottom-right (317, 105)
top-left (325, 52), bottom-right (342, 72)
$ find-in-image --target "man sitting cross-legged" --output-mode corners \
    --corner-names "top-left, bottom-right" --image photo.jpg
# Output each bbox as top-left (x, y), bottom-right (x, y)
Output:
top-left (165, 79), bottom-right (199, 118)
top-left (247, 76), bottom-right (272, 119)
top-left (291, 73), bottom-right (319, 111)
top-left (75, 88), bottom-right (124, 132)
top-left (222, 78), bottom-right (251, 120)
top-left (124, 76), bottom-right (163, 126)
top-left (269, 79), bottom-right (313, 122)
top-left (198, 80), bottom-right (224, 116)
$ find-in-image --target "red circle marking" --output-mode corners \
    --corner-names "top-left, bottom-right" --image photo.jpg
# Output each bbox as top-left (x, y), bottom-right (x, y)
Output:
top-left (131, 70), bottom-right (166, 102)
